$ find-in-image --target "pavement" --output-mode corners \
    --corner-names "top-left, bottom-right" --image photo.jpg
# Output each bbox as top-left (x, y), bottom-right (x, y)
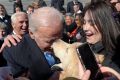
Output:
top-left (0, 0), bottom-right (90, 15)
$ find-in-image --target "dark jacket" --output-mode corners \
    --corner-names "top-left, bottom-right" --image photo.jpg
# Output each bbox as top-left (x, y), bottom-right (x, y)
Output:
top-left (13, 1), bottom-right (23, 13)
top-left (91, 42), bottom-right (120, 73)
top-left (51, 0), bottom-right (65, 11)
top-left (39, 0), bottom-right (47, 7)
top-left (67, 1), bottom-right (83, 13)
top-left (3, 34), bottom-right (53, 80)
top-left (0, 15), bottom-right (12, 34)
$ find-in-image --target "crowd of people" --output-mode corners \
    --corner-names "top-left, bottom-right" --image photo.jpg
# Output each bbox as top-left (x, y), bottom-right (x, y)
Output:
top-left (0, 0), bottom-right (120, 80)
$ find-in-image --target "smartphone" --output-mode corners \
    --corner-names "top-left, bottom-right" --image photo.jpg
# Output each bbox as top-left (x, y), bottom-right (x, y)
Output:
top-left (77, 42), bottom-right (103, 80)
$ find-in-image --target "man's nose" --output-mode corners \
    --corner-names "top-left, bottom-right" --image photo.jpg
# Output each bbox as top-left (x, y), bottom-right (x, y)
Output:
top-left (23, 22), bottom-right (27, 27)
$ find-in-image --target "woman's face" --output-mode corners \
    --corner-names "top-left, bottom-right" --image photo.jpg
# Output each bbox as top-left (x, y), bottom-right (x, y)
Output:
top-left (83, 11), bottom-right (102, 44)
top-left (75, 15), bottom-right (81, 27)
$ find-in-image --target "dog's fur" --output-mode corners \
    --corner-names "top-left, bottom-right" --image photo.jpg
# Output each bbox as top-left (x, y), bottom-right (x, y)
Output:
top-left (51, 39), bottom-right (84, 80)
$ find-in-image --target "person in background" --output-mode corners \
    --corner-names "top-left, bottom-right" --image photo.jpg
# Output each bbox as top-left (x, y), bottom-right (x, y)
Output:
top-left (26, 5), bottom-right (34, 15)
top-left (0, 4), bottom-right (12, 34)
top-left (0, 22), bottom-right (7, 67)
top-left (74, 13), bottom-right (86, 43)
top-left (82, 1), bottom-right (120, 73)
top-left (14, 6), bottom-right (22, 13)
top-left (38, 0), bottom-right (47, 7)
top-left (51, 0), bottom-right (65, 12)
top-left (73, 4), bottom-right (82, 16)
top-left (13, 0), bottom-right (23, 13)
top-left (62, 13), bottom-right (78, 43)
top-left (67, 0), bottom-right (83, 14)
top-left (32, 1), bottom-right (40, 9)
top-left (11, 12), bottom-right (29, 36)
top-left (0, 22), bottom-right (7, 42)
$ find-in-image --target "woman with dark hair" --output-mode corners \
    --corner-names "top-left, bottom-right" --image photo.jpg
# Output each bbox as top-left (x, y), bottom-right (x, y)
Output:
top-left (13, 0), bottom-right (23, 13)
top-left (0, 4), bottom-right (12, 34)
top-left (82, 1), bottom-right (120, 73)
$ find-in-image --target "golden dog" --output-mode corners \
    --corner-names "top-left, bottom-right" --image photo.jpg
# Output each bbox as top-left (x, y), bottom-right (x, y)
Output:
top-left (51, 39), bottom-right (84, 80)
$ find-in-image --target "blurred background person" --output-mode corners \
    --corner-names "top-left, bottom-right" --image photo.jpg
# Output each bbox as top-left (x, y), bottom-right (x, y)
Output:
top-left (73, 3), bottom-right (82, 16)
top-left (32, 1), bottom-right (40, 9)
top-left (38, 0), bottom-right (47, 7)
top-left (51, 0), bottom-right (65, 12)
top-left (0, 4), bottom-right (12, 34)
top-left (0, 22), bottom-right (7, 42)
top-left (13, 0), bottom-right (23, 13)
top-left (14, 6), bottom-right (22, 13)
top-left (74, 13), bottom-right (86, 43)
top-left (67, 0), bottom-right (83, 14)
top-left (0, 22), bottom-right (7, 67)
top-left (26, 5), bottom-right (34, 15)
top-left (62, 13), bottom-right (77, 43)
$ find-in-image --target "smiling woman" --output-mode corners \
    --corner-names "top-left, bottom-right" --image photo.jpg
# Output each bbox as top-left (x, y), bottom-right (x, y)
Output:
top-left (82, 1), bottom-right (120, 73)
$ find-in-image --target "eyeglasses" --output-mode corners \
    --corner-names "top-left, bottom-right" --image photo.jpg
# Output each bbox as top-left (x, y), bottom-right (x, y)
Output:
top-left (111, 1), bottom-right (120, 6)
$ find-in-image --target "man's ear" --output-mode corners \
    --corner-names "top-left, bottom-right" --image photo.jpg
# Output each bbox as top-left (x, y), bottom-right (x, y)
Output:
top-left (11, 22), bottom-right (14, 28)
top-left (29, 29), bottom-right (34, 39)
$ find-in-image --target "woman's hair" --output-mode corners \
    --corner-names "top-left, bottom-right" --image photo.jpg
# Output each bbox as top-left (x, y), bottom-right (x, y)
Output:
top-left (83, 1), bottom-right (120, 52)
top-left (0, 4), bottom-right (7, 15)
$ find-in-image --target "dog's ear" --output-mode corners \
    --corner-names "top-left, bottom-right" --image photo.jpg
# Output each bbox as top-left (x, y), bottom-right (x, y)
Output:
top-left (71, 42), bottom-right (83, 48)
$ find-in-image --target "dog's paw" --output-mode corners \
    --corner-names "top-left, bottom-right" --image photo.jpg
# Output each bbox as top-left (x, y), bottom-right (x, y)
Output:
top-left (51, 64), bottom-right (63, 71)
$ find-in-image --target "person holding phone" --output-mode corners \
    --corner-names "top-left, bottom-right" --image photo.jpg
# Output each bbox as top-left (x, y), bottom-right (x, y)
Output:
top-left (82, 0), bottom-right (120, 75)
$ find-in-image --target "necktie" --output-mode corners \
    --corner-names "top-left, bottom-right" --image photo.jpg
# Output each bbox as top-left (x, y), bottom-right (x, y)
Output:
top-left (44, 51), bottom-right (55, 66)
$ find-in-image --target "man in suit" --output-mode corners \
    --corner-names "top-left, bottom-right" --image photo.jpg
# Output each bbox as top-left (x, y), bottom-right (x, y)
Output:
top-left (3, 7), bottom-right (63, 80)
top-left (67, 0), bottom-right (83, 14)
top-left (11, 12), bottom-right (29, 36)
top-left (51, 0), bottom-right (65, 12)
top-left (0, 4), bottom-right (12, 34)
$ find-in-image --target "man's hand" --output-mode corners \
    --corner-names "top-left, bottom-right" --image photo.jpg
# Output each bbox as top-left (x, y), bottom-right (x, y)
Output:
top-left (0, 34), bottom-right (22, 53)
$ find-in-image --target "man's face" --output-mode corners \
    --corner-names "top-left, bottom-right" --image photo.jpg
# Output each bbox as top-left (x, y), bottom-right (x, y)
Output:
top-left (83, 11), bottom-right (102, 44)
top-left (12, 14), bottom-right (28, 36)
top-left (31, 24), bottom-right (62, 51)
top-left (65, 16), bottom-right (73, 26)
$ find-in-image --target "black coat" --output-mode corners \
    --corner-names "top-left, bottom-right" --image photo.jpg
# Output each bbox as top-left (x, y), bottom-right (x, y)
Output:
top-left (51, 0), bottom-right (65, 11)
top-left (0, 15), bottom-right (12, 34)
top-left (39, 0), bottom-right (47, 7)
top-left (67, 1), bottom-right (83, 13)
top-left (91, 42), bottom-right (120, 73)
top-left (3, 34), bottom-right (53, 80)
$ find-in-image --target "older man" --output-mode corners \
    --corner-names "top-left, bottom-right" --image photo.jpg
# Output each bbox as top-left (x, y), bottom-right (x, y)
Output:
top-left (3, 7), bottom-right (63, 80)
top-left (11, 12), bottom-right (29, 36)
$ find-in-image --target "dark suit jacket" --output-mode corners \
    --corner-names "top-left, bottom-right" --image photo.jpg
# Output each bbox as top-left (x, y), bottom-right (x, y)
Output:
top-left (51, 0), bottom-right (65, 11)
top-left (67, 1), bottom-right (83, 13)
top-left (0, 15), bottom-right (12, 34)
top-left (3, 34), bottom-right (53, 80)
